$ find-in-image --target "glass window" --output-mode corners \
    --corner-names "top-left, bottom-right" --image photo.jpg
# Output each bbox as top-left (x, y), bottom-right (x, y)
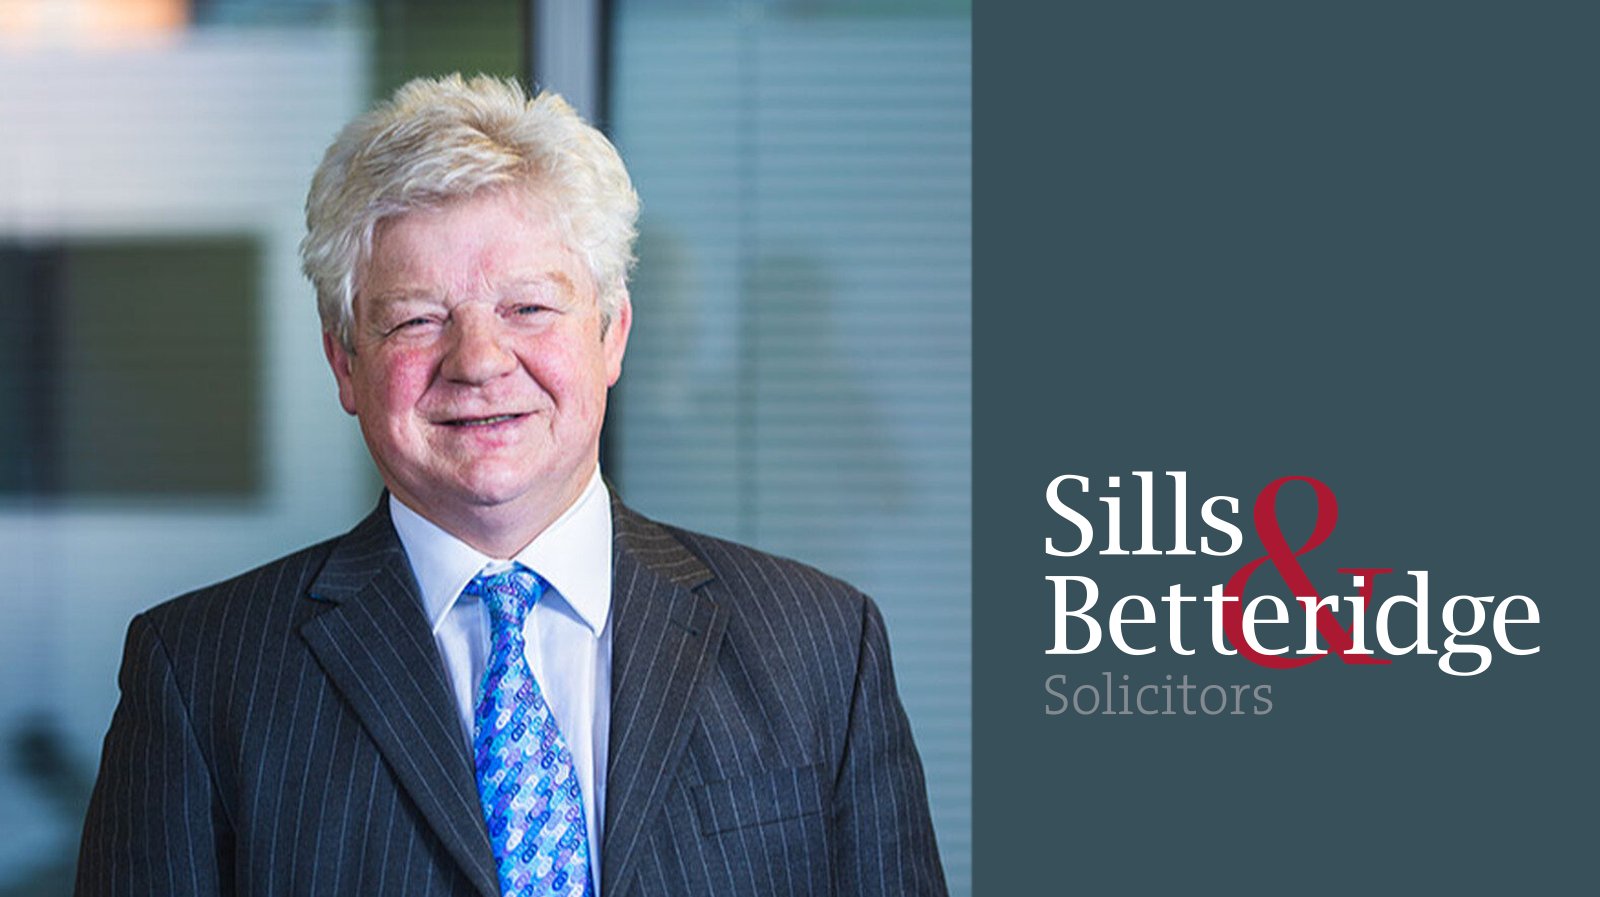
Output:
top-left (610, 3), bottom-right (971, 892)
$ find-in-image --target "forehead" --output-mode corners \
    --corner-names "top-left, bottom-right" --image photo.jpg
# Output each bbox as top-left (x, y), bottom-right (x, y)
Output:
top-left (359, 187), bottom-right (589, 306)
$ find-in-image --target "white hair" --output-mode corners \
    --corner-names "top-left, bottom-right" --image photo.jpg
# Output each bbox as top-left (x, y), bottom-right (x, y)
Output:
top-left (300, 74), bottom-right (639, 347)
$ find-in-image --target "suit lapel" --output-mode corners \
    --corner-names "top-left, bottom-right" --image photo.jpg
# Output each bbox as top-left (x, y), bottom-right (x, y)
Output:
top-left (298, 503), bottom-right (501, 897)
top-left (602, 500), bottom-right (725, 896)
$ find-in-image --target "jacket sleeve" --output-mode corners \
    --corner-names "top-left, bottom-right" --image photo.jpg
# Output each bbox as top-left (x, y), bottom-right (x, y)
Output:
top-left (76, 613), bottom-right (232, 897)
top-left (831, 597), bottom-right (948, 896)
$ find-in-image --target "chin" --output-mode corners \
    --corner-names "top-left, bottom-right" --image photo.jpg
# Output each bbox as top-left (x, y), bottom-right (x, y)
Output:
top-left (428, 451), bottom-right (590, 509)
top-left (455, 462), bottom-right (563, 507)
top-left (454, 478), bottom-right (539, 511)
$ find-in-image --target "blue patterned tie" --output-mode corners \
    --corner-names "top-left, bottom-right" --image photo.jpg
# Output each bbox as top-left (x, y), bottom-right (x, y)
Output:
top-left (466, 566), bottom-right (594, 897)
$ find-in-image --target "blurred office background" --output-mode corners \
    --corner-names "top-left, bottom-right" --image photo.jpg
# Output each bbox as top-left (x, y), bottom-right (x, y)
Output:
top-left (0, 0), bottom-right (969, 893)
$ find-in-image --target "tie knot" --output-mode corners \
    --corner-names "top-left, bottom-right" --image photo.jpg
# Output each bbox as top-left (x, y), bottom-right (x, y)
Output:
top-left (464, 565), bottom-right (545, 630)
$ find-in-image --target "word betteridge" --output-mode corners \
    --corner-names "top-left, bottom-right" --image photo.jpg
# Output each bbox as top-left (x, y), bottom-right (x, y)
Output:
top-left (1044, 473), bottom-right (1540, 677)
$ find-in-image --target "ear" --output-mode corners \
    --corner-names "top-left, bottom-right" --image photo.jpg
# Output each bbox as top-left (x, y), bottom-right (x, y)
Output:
top-left (322, 330), bottom-right (360, 415)
top-left (603, 289), bottom-right (632, 387)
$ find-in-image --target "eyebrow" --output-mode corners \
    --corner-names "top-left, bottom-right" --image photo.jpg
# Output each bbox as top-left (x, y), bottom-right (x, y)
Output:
top-left (501, 273), bottom-right (577, 295)
top-left (361, 289), bottom-right (443, 309)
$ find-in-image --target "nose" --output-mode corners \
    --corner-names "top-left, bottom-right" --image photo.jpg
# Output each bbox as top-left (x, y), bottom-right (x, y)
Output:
top-left (440, 309), bottom-right (517, 384)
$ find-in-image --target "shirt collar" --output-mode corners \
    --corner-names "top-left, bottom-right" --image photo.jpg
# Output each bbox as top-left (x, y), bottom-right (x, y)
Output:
top-left (388, 468), bottom-right (613, 637)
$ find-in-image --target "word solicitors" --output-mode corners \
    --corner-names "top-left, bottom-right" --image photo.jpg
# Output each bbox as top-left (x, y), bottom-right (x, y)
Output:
top-left (1045, 474), bottom-right (1541, 677)
top-left (1044, 673), bottom-right (1272, 716)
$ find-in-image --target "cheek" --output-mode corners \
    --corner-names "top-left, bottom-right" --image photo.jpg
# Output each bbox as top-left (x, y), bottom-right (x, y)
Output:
top-left (357, 351), bottom-right (435, 422)
top-left (520, 335), bottom-right (597, 389)
top-left (541, 349), bottom-right (612, 407)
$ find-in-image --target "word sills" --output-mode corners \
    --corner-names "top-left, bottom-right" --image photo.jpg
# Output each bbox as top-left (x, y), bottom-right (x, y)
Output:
top-left (1044, 673), bottom-right (1273, 716)
top-left (1045, 572), bottom-right (1540, 677)
top-left (1046, 471), bottom-right (1242, 557)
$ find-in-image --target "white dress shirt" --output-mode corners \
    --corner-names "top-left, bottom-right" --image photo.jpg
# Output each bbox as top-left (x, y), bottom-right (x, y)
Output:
top-left (389, 469), bottom-right (612, 893)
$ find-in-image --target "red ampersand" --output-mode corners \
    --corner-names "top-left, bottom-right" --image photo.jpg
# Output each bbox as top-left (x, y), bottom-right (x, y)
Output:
top-left (1221, 476), bottom-right (1391, 669)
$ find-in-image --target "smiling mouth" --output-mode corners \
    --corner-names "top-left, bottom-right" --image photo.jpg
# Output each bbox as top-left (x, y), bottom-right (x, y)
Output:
top-left (442, 413), bottom-right (527, 427)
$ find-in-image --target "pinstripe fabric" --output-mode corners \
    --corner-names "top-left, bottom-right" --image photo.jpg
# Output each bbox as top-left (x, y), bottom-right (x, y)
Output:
top-left (604, 509), bottom-right (946, 897)
top-left (77, 503), bottom-right (497, 897)
top-left (77, 494), bottom-right (946, 896)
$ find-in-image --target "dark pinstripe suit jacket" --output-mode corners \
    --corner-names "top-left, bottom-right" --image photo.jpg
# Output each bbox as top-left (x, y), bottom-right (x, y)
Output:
top-left (76, 496), bottom-right (946, 896)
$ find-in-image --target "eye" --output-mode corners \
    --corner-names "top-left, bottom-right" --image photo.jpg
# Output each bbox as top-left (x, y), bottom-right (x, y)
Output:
top-left (386, 316), bottom-right (440, 336)
top-left (506, 303), bottom-right (557, 324)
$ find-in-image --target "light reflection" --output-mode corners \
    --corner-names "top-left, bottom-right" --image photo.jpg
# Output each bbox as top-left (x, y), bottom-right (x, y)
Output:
top-left (0, 0), bottom-right (187, 50)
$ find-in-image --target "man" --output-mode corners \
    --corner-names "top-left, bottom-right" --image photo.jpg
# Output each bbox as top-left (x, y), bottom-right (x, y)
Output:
top-left (76, 75), bottom-right (946, 897)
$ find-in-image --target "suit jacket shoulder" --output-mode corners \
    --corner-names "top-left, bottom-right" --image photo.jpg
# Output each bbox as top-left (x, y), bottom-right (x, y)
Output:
top-left (604, 502), bottom-right (947, 897)
top-left (658, 516), bottom-right (878, 677)
top-left (139, 535), bottom-right (341, 661)
top-left (79, 505), bottom-right (500, 897)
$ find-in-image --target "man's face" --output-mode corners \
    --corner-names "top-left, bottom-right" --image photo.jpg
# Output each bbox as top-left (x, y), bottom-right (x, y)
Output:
top-left (325, 187), bottom-right (630, 550)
